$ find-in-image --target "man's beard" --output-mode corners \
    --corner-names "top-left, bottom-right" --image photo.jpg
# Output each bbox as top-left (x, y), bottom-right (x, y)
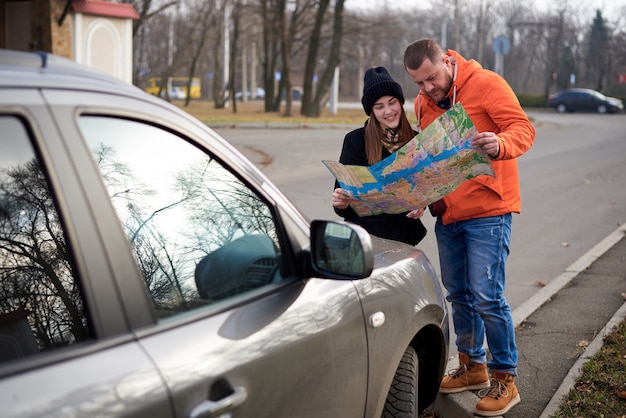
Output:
top-left (429, 76), bottom-right (453, 102)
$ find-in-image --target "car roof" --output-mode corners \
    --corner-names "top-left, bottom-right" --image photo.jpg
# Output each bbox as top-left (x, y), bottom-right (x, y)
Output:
top-left (561, 88), bottom-right (598, 94)
top-left (0, 48), bottom-right (144, 97)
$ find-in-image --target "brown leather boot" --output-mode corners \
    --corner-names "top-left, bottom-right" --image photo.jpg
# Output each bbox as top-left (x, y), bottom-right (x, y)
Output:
top-left (439, 352), bottom-right (490, 394)
top-left (474, 370), bottom-right (521, 416)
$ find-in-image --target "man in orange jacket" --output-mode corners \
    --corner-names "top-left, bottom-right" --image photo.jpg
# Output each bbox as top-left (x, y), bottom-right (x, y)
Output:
top-left (404, 38), bottom-right (535, 417)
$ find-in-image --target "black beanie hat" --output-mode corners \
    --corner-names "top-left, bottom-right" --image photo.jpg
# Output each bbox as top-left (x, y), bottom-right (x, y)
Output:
top-left (361, 66), bottom-right (405, 116)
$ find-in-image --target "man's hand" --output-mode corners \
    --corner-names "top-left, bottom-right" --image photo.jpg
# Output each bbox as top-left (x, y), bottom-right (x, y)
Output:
top-left (471, 132), bottom-right (500, 158)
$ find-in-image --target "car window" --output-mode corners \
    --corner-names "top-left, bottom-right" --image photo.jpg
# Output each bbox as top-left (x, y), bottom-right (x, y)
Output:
top-left (79, 116), bottom-right (284, 320)
top-left (0, 116), bottom-right (91, 364)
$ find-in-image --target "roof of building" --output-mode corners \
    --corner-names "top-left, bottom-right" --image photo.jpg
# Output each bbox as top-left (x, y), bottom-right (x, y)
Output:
top-left (71, 0), bottom-right (140, 20)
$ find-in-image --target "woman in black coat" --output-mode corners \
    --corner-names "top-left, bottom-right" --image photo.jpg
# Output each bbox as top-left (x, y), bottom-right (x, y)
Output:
top-left (332, 67), bottom-right (426, 246)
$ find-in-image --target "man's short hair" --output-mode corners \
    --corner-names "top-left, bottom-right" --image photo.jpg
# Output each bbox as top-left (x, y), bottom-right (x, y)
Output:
top-left (404, 38), bottom-right (445, 70)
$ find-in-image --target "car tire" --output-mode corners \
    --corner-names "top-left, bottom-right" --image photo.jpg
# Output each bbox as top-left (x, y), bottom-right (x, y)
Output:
top-left (382, 346), bottom-right (418, 418)
top-left (598, 104), bottom-right (608, 114)
top-left (556, 103), bottom-right (568, 113)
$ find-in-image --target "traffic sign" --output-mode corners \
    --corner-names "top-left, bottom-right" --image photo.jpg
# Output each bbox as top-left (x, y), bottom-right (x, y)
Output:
top-left (492, 35), bottom-right (511, 55)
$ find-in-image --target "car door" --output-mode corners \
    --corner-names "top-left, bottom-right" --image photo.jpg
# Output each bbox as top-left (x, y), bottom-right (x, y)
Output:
top-left (578, 91), bottom-right (597, 111)
top-left (62, 91), bottom-right (370, 418)
top-left (0, 92), bottom-right (171, 417)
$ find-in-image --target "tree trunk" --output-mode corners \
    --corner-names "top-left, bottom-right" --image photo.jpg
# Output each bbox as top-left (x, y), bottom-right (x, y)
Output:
top-left (302, 0), bottom-right (344, 118)
top-left (184, 2), bottom-right (213, 107)
top-left (276, 0), bottom-right (292, 116)
top-left (229, 1), bottom-right (241, 113)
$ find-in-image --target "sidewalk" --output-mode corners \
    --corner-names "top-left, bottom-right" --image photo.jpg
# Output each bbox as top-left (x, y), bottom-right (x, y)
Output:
top-left (431, 224), bottom-right (626, 417)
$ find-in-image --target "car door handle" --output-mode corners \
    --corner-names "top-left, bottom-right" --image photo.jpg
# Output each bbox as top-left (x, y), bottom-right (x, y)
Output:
top-left (189, 385), bottom-right (248, 418)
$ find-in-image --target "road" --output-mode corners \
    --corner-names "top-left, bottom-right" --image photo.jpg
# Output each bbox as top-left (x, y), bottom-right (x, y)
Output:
top-left (215, 110), bottom-right (626, 311)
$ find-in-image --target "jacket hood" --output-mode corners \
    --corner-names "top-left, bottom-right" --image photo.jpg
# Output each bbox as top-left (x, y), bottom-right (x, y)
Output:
top-left (445, 49), bottom-right (483, 97)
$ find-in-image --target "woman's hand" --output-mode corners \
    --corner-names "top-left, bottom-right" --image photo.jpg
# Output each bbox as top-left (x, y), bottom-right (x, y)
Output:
top-left (332, 188), bottom-right (352, 209)
top-left (406, 207), bottom-right (425, 219)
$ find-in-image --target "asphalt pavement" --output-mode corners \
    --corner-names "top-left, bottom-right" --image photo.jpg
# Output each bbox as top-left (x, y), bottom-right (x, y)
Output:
top-left (431, 224), bottom-right (626, 417)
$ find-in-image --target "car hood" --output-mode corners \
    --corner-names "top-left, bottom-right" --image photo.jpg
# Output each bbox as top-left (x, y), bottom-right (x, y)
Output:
top-left (607, 97), bottom-right (624, 108)
top-left (369, 236), bottom-right (422, 265)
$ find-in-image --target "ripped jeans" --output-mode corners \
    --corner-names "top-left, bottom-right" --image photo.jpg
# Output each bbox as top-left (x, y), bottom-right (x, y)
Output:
top-left (435, 214), bottom-right (518, 375)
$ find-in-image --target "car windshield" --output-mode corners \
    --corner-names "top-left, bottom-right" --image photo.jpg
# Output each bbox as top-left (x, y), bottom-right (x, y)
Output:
top-left (590, 90), bottom-right (606, 99)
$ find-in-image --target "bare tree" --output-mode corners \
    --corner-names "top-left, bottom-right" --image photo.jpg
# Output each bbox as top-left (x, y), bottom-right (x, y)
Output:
top-left (183, 1), bottom-right (215, 107)
top-left (213, 1), bottom-right (229, 109)
top-left (129, 0), bottom-right (178, 84)
top-left (301, 0), bottom-right (345, 117)
top-left (228, 1), bottom-right (242, 113)
top-left (259, 0), bottom-right (282, 111)
top-left (276, 0), bottom-right (292, 115)
top-left (129, 0), bottom-right (624, 114)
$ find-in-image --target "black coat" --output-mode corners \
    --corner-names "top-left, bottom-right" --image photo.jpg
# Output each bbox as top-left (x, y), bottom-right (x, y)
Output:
top-left (333, 126), bottom-right (427, 246)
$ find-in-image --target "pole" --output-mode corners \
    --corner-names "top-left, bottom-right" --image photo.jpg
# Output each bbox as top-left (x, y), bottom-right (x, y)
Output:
top-left (329, 66), bottom-right (340, 115)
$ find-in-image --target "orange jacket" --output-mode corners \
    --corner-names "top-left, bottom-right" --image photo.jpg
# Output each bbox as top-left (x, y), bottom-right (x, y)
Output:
top-left (414, 50), bottom-right (535, 224)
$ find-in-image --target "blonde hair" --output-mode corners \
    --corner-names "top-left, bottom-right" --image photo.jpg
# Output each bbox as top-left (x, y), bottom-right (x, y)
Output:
top-left (364, 107), bottom-right (415, 165)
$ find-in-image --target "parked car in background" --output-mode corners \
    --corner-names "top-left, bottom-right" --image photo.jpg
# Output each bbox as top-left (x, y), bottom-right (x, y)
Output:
top-left (0, 49), bottom-right (448, 418)
top-left (288, 86), bottom-right (303, 100)
top-left (548, 88), bottom-right (624, 114)
top-left (235, 87), bottom-right (265, 101)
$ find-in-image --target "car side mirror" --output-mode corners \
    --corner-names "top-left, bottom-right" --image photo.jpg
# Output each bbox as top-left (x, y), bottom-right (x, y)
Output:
top-left (310, 220), bottom-right (374, 279)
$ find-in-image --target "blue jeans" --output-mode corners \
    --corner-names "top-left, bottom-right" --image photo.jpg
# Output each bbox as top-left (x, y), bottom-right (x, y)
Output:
top-left (435, 214), bottom-right (518, 375)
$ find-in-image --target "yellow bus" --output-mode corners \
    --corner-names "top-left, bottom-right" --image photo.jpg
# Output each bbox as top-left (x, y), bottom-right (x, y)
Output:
top-left (145, 76), bottom-right (201, 99)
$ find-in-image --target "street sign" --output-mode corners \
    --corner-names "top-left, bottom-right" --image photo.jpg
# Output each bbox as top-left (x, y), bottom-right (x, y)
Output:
top-left (492, 35), bottom-right (511, 55)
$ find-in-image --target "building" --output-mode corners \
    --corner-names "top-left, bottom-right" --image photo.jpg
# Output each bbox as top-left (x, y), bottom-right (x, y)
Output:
top-left (0, 0), bottom-right (139, 83)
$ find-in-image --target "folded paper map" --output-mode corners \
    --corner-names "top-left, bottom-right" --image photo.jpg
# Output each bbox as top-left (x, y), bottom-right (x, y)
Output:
top-left (323, 102), bottom-right (495, 216)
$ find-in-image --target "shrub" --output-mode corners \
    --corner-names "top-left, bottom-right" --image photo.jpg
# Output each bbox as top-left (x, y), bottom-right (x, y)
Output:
top-left (517, 94), bottom-right (548, 108)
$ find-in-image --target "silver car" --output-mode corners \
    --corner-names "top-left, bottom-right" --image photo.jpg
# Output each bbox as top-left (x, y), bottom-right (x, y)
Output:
top-left (0, 49), bottom-right (448, 417)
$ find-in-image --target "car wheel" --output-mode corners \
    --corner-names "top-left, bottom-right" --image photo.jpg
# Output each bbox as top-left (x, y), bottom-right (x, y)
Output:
top-left (382, 346), bottom-right (418, 418)
top-left (598, 104), bottom-right (608, 114)
top-left (556, 104), bottom-right (568, 113)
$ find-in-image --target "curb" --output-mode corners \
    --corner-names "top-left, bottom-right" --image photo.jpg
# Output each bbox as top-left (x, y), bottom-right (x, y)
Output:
top-left (434, 223), bottom-right (626, 417)
top-left (209, 122), bottom-right (359, 130)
